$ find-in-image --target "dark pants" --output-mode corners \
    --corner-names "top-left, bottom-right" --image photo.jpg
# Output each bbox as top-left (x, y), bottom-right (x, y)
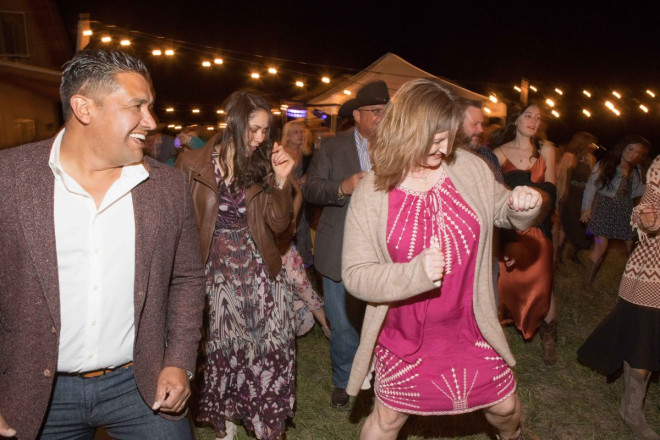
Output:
top-left (39, 365), bottom-right (192, 440)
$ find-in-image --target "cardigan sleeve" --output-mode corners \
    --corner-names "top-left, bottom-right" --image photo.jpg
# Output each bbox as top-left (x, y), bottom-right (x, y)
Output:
top-left (341, 179), bottom-right (437, 303)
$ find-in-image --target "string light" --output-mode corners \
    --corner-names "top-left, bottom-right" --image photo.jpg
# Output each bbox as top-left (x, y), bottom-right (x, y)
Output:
top-left (83, 22), bottom-right (660, 126)
top-left (167, 124), bottom-right (176, 128)
top-left (192, 109), bottom-right (200, 114)
top-left (216, 109), bottom-right (224, 114)
top-left (551, 110), bottom-right (560, 118)
top-left (207, 126), bottom-right (215, 130)
top-left (483, 107), bottom-right (492, 114)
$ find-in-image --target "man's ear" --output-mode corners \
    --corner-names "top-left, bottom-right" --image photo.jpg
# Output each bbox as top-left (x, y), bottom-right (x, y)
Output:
top-left (70, 94), bottom-right (93, 125)
top-left (353, 108), bottom-right (361, 125)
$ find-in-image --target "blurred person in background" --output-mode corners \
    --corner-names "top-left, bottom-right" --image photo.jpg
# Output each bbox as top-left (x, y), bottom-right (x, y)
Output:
top-left (493, 103), bottom-right (558, 365)
top-left (555, 132), bottom-right (597, 265)
top-left (580, 135), bottom-right (651, 289)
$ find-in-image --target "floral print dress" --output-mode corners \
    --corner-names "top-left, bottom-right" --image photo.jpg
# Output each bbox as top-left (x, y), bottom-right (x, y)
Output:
top-left (196, 152), bottom-right (295, 440)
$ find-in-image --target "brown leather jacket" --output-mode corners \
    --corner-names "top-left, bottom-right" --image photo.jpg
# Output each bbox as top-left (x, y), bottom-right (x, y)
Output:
top-left (175, 138), bottom-right (293, 279)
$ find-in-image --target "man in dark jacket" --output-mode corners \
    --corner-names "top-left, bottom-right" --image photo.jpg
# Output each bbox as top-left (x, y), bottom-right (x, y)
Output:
top-left (304, 80), bottom-right (390, 409)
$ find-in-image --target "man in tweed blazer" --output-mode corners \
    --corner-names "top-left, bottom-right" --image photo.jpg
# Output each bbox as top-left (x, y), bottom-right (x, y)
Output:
top-left (0, 49), bottom-right (205, 439)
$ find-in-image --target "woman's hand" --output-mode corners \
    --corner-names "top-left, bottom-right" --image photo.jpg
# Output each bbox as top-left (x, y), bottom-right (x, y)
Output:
top-left (507, 186), bottom-right (542, 211)
top-left (580, 209), bottom-right (591, 223)
top-left (271, 142), bottom-right (294, 187)
top-left (639, 207), bottom-right (660, 231)
top-left (422, 247), bottom-right (444, 285)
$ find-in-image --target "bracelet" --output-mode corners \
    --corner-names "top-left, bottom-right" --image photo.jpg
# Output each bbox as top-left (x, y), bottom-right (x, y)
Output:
top-left (338, 183), bottom-right (347, 199)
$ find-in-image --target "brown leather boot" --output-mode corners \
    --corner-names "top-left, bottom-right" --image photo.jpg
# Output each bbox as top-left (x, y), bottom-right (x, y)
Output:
top-left (539, 320), bottom-right (557, 366)
top-left (619, 362), bottom-right (660, 440)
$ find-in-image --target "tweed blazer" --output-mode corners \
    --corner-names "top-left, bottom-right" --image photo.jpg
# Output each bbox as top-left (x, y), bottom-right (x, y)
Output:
top-left (303, 128), bottom-right (362, 281)
top-left (0, 138), bottom-right (206, 439)
top-left (341, 149), bottom-right (544, 396)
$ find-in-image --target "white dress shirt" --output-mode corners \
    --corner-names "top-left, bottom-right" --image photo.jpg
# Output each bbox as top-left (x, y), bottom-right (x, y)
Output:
top-left (49, 130), bottom-right (149, 372)
top-left (354, 128), bottom-right (371, 172)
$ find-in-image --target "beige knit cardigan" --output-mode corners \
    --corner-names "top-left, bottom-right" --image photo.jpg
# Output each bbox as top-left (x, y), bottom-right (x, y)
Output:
top-left (342, 149), bottom-right (544, 396)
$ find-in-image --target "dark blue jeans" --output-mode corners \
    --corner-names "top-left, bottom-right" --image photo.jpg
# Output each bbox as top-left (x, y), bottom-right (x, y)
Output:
top-left (323, 276), bottom-right (363, 389)
top-left (39, 365), bottom-right (192, 440)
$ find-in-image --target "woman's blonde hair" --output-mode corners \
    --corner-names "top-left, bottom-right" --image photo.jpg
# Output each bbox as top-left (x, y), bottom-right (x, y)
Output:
top-left (370, 78), bottom-right (463, 191)
top-left (281, 119), bottom-right (311, 155)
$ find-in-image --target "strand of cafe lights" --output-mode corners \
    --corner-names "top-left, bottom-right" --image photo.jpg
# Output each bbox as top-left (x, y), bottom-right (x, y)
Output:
top-left (79, 20), bottom-right (658, 129)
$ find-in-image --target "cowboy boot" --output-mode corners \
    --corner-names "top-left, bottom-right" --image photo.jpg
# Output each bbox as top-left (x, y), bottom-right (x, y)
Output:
top-left (539, 320), bottom-right (557, 366)
top-left (619, 362), bottom-right (660, 440)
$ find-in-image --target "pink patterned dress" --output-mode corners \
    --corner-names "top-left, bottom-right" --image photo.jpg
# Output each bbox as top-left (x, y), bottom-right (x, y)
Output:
top-left (375, 171), bottom-right (516, 415)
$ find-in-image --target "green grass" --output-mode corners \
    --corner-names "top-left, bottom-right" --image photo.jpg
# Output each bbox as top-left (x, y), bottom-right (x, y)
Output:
top-left (196, 242), bottom-right (659, 439)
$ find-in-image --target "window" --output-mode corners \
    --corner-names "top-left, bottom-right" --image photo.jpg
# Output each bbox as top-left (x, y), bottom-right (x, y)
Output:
top-left (0, 11), bottom-right (29, 57)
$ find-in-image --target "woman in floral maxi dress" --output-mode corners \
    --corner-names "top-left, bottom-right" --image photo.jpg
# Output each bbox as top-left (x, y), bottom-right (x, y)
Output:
top-left (176, 90), bottom-right (295, 440)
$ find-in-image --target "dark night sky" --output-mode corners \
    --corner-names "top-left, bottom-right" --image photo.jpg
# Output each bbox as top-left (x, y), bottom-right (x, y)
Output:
top-left (54, 0), bottom-right (660, 149)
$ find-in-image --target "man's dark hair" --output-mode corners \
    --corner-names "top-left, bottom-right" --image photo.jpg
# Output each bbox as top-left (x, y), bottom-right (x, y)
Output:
top-left (60, 48), bottom-right (150, 120)
top-left (459, 98), bottom-right (483, 112)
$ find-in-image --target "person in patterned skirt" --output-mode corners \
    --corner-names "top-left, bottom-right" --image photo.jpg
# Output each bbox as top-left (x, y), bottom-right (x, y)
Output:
top-left (580, 135), bottom-right (650, 288)
top-left (342, 78), bottom-right (544, 440)
top-left (578, 153), bottom-right (660, 440)
top-left (176, 90), bottom-right (296, 440)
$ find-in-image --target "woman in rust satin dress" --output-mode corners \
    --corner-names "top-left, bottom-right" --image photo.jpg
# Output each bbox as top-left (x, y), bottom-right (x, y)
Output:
top-left (493, 103), bottom-right (557, 365)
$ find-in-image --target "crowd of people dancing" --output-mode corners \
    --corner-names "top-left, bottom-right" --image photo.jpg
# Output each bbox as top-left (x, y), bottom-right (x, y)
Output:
top-left (1, 47), bottom-right (658, 440)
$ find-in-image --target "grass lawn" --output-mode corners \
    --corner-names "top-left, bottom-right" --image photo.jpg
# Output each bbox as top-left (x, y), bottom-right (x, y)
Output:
top-left (196, 242), bottom-right (659, 439)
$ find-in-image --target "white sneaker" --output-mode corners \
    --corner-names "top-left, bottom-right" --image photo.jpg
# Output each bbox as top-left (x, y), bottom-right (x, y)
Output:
top-left (215, 421), bottom-right (236, 440)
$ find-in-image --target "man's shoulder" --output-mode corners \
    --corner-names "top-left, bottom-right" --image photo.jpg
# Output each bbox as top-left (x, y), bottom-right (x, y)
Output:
top-left (320, 129), bottom-right (354, 149)
top-left (0, 138), bottom-right (53, 173)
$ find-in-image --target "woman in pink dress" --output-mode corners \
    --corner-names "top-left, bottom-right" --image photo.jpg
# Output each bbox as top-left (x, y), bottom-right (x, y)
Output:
top-left (342, 79), bottom-right (544, 440)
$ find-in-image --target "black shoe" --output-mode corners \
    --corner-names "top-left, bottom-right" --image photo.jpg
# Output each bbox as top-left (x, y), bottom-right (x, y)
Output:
top-left (331, 387), bottom-right (349, 409)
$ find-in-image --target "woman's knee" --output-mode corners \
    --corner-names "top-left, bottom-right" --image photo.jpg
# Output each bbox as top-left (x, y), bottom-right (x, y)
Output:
top-left (485, 393), bottom-right (519, 419)
top-left (372, 401), bottom-right (408, 432)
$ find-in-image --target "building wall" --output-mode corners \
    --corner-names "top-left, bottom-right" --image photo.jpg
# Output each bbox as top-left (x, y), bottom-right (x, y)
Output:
top-left (0, 82), bottom-right (61, 148)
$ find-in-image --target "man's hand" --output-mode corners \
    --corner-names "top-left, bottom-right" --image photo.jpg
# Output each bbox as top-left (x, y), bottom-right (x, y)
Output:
top-left (0, 413), bottom-right (16, 438)
top-left (151, 367), bottom-right (191, 414)
top-left (340, 172), bottom-right (367, 196)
